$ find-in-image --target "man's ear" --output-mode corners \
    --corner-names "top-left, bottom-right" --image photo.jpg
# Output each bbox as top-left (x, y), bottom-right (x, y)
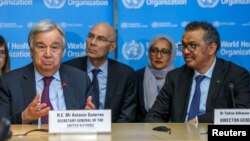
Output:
top-left (109, 42), bottom-right (116, 52)
top-left (209, 42), bottom-right (217, 55)
top-left (30, 48), bottom-right (34, 58)
top-left (62, 48), bottom-right (66, 57)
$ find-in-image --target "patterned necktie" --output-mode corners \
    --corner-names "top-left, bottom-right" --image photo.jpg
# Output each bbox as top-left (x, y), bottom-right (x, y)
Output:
top-left (188, 75), bottom-right (206, 120)
top-left (90, 69), bottom-right (101, 109)
top-left (41, 77), bottom-right (53, 124)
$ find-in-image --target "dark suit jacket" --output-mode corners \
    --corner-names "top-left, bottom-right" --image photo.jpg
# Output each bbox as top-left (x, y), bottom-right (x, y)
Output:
top-left (64, 56), bottom-right (137, 122)
top-left (135, 68), bottom-right (148, 122)
top-left (0, 64), bottom-right (90, 124)
top-left (145, 58), bottom-right (250, 123)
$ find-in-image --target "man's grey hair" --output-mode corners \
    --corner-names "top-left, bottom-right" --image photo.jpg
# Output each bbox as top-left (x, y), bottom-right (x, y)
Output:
top-left (28, 19), bottom-right (65, 49)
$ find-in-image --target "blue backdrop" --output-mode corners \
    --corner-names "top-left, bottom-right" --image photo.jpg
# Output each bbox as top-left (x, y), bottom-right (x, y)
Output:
top-left (118, 0), bottom-right (250, 71)
top-left (0, 0), bottom-right (113, 70)
top-left (0, 0), bottom-right (249, 71)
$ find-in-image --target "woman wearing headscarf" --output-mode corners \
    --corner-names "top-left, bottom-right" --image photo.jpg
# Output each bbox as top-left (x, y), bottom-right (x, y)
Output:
top-left (135, 35), bottom-right (176, 122)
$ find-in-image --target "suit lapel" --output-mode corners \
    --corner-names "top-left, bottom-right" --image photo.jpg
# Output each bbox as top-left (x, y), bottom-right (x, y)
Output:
top-left (206, 59), bottom-right (226, 111)
top-left (139, 68), bottom-right (147, 115)
top-left (82, 56), bottom-right (88, 72)
top-left (59, 66), bottom-right (76, 109)
top-left (21, 64), bottom-right (36, 107)
top-left (104, 60), bottom-right (116, 109)
top-left (20, 64), bottom-right (38, 124)
top-left (182, 67), bottom-right (195, 120)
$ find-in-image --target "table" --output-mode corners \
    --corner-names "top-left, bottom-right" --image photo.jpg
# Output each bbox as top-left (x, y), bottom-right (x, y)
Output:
top-left (9, 123), bottom-right (208, 141)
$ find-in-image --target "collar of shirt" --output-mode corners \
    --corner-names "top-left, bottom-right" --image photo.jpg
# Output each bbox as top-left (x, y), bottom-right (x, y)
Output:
top-left (34, 68), bottom-right (61, 82)
top-left (87, 58), bottom-right (108, 78)
top-left (193, 58), bottom-right (217, 80)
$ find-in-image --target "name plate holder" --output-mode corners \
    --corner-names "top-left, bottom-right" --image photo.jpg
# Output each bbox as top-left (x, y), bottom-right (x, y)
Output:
top-left (214, 109), bottom-right (250, 125)
top-left (49, 110), bottom-right (111, 134)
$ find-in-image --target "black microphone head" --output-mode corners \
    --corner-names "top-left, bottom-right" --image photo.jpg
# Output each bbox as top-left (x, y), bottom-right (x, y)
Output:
top-left (0, 118), bottom-right (12, 140)
top-left (228, 83), bottom-right (234, 89)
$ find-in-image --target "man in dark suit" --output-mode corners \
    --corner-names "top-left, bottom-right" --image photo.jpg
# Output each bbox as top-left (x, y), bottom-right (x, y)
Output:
top-left (64, 22), bottom-right (137, 122)
top-left (0, 20), bottom-right (90, 124)
top-left (145, 21), bottom-right (250, 123)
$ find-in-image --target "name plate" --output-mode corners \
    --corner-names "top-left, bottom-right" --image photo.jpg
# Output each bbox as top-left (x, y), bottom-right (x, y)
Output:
top-left (49, 110), bottom-right (111, 133)
top-left (214, 109), bottom-right (250, 125)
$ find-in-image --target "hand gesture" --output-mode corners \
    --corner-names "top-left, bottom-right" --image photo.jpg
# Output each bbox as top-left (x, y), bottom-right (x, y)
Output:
top-left (21, 95), bottom-right (51, 123)
top-left (85, 96), bottom-right (96, 110)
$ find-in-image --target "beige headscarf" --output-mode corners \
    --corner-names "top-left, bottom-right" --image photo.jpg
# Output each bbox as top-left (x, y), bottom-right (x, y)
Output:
top-left (143, 35), bottom-right (176, 111)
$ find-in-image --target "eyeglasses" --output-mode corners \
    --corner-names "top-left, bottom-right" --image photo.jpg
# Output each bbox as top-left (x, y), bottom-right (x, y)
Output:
top-left (34, 43), bottom-right (63, 53)
top-left (0, 50), bottom-right (6, 58)
top-left (87, 33), bottom-right (114, 43)
top-left (178, 42), bottom-right (200, 52)
top-left (149, 47), bottom-right (171, 57)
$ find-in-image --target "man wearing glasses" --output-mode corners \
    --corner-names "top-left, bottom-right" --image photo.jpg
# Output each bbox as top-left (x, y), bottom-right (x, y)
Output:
top-left (145, 21), bottom-right (250, 123)
top-left (64, 23), bottom-right (137, 122)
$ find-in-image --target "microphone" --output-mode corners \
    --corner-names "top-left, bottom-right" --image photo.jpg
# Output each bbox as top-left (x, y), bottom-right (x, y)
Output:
top-left (228, 83), bottom-right (236, 108)
top-left (0, 118), bottom-right (12, 141)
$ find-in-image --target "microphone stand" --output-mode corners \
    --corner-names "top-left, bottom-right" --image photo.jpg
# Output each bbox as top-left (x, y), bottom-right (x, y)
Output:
top-left (228, 83), bottom-right (236, 108)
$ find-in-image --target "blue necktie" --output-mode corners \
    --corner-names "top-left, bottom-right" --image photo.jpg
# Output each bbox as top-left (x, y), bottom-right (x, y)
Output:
top-left (41, 77), bottom-right (53, 124)
top-left (188, 75), bottom-right (206, 120)
top-left (90, 69), bottom-right (100, 109)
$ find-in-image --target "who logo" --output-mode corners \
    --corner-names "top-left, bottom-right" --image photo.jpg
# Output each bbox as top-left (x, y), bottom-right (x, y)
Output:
top-left (122, 40), bottom-right (145, 60)
top-left (197, 0), bottom-right (219, 8)
top-left (122, 0), bottom-right (145, 9)
top-left (43, 0), bottom-right (66, 9)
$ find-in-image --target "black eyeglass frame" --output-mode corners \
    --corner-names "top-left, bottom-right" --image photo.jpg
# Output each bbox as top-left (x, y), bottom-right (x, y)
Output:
top-left (178, 42), bottom-right (200, 52)
top-left (149, 47), bottom-right (171, 57)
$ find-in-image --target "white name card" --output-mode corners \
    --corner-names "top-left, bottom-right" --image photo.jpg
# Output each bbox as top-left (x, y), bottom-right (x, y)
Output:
top-left (214, 109), bottom-right (250, 125)
top-left (49, 110), bottom-right (111, 134)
